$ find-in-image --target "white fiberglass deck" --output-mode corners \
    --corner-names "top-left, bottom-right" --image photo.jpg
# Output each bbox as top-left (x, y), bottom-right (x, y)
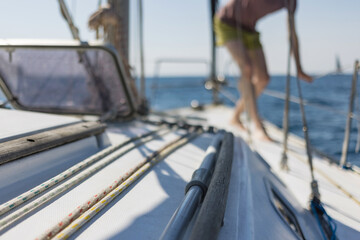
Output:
top-left (0, 109), bottom-right (80, 143)
top-left (0, 106), bottom-right (359, 239)
top-left (171, 105), bottom-right (360, 239)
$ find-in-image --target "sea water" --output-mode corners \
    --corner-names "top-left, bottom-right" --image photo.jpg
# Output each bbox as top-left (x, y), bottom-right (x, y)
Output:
top-left (147, 74), bottom-right (360, 167)
top-left (0, 74), bottom-right (358, 166)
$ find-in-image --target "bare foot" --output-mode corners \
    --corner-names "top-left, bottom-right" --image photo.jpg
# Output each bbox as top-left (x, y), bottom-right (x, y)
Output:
top-left (230, 118), bottom-right (246, 131)
top-left (298, 71), bottom-right (313, 83)
top-left (253, 128), bottom-right (273, 142)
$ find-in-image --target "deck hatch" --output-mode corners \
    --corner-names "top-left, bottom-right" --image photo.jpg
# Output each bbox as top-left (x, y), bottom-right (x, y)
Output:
top-left (0, 42), bottom-right (135, 117)
top-left (265, 178), bottom-right (305, 239)
top-left (271, 189), bottom-right (305, 239)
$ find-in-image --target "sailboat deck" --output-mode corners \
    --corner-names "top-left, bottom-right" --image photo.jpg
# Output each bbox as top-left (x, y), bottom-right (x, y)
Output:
top-left (0, 106), bottom-right (359, 239)
top-left (171, 105), bottom-right (360, 238)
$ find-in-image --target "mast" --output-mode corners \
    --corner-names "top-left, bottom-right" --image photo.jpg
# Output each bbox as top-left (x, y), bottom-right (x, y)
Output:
top-left (336, 55), bottom-right (342, 74)
top-left (209, 0), bottom-right (220, 104)
top-left (107, 0), bottom-right (129, 62)
top-left (138, 0), bottom-right (146, 102)
top-left (88, 0), bottom-right (142, 107)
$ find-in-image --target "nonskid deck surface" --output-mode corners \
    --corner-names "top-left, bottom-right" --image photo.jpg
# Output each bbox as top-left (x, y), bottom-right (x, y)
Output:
top-left (170, 105), bottom-right (360, 239)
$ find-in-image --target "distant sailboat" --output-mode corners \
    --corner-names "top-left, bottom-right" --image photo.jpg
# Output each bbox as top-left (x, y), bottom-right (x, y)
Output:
top-left (336, 54), bottom-right (343, 74)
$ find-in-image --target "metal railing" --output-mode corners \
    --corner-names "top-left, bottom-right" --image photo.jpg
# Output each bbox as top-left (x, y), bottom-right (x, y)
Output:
top-left (151, 58), bottom-right (210, 104)
top-left (233, 61), bottom-right (359, 168)
top-left (340, 60), bottom-right (359, 166)
top-left (150, 57), bottom-right (360, 168)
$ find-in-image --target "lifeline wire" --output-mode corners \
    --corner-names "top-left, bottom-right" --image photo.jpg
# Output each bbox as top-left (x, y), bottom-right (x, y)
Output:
top-left (53, 130), bottom-right (200, 240)
top-left (353, 64), bottom-right (360, 155)
top-left (267, 124), bottom-right (360, 207)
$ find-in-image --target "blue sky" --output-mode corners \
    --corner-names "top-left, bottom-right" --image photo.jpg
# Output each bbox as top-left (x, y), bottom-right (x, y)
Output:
top-left (0, 0), bottom-right (359, 77)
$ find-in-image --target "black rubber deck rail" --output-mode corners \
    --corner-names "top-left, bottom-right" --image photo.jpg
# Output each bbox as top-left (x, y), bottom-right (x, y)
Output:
top-left (160, 131), bottom-right (234, 240)
top-left (160, 131), bottom-right (225, 240)
top-left (0, 121), bottom-right (106, 165)
top-left (189, 132), bottom-right (234, 240)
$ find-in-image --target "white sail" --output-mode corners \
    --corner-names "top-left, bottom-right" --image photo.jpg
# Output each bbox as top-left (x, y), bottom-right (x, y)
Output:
top-left (336, 54), bottom-right (343, 73)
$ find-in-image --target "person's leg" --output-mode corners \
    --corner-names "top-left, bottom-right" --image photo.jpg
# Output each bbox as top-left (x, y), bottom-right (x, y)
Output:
top-left (249, 48), bottom-right (270, 96)
top-left (247, 48), bottom-right (271, 140)
top-left (225, 40), bottom-right (259, 131)
top-left (224, 39), bottom-right (251, 130)
top-left (230, 48), bottom-right (270, 119)
top-left (225, 40), bottom-right (271, 140)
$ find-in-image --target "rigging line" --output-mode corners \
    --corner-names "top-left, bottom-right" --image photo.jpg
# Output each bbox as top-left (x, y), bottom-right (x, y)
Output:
top-left (138, 0), bottom-right (145, 101)
top-left (310, 202), bottom-right (335, 240)
top-left (340, 61), bottom-right (359, 167)
top-left (262, 89), bottom-right (360, 121)
top-left (53, 129), bottom-right (201, 240)
top-left (355, 68), bottom-right (360, 153)
top-left (296, 72), bottom-right (318, 188)
top-left (285, 0), bottom-right (321, 201)
top-left (249, 121), bottom-right (360, 207)
top-left (38, 128), bottom-right (198, 240)
top-left (285, 145), bottom-right (360, 207)
top-left (58, 0), bottom-right (112, 111)
top-left (0, 128), bottom-right (172, 232)
top-left (0, 126), bottom-right (167, 217)
top-left (209, 0), bottom-right (220, 104)
top-left (280, 9), bottom-right (293, 170)
top-left (224, 84), bottom-right (360, 121)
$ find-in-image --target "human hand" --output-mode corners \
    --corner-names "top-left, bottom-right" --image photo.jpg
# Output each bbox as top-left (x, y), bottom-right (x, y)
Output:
top-left (298, 71), bottom-right (313, 83)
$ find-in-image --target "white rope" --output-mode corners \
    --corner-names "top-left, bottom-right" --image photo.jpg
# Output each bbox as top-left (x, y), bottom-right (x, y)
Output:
top-left (53, 130), bottom-right (200, 240)
top-left (0, 128), bottom-right (171, 232)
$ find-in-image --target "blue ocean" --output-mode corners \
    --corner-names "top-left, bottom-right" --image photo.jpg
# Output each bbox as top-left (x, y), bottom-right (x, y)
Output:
top-left (147, 74), bottom-right (360, 167)
top-left (0, 74), bottom-right (358, 167)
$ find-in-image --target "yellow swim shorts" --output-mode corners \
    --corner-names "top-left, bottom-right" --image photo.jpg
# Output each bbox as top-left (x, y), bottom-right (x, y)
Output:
top-left (214, 16), bottom-right (262, 50)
